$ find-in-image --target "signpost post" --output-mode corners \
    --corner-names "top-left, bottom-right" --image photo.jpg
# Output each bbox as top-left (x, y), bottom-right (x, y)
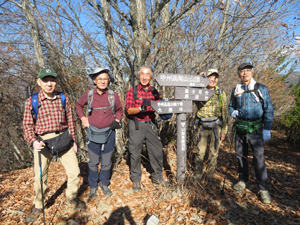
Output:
top-left (152, 68), bottom-right (214, 183)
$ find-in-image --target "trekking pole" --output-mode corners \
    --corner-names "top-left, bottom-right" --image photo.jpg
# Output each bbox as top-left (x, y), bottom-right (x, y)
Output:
top-left (221, 118), bottom-right (237, 195)
top-left (26, 85), bottom-right (31, 99)
top-left (38, 151), bottom-right (46, 224)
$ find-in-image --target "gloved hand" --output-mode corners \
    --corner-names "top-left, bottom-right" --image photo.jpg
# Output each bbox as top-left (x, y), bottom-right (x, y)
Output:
top-left (139, 105), bottom-right (147, 113)
top-left (231, 110), bottom-right (239, 118)
top-left (263, 130), bottom-right (271, 142)
top-left (142, 99), bottom-right (151, 107)
top-left (109, 121), bottom-right (122, 130)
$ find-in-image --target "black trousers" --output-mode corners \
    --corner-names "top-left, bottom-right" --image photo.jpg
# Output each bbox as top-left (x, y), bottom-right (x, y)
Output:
top-left (128, 120), bottom-right (164, 182)
top-left (235, 128), bottom-right (269, 190)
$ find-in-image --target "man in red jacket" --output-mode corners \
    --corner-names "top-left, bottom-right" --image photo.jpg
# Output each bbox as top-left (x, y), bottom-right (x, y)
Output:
top-left (126, 66), bottom-right (169, 192)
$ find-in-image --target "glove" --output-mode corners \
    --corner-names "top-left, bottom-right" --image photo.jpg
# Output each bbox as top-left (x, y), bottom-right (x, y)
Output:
top-left (231, 110), bottom-right (239, 118)
top-left (263, 130), bottom-right (271, 142)
top-left (109, 121), bottom-right (122, 130)
top-left (142, 99), bottom-right (151, 107)
top-left (139, 105), bottom-right (147, 113)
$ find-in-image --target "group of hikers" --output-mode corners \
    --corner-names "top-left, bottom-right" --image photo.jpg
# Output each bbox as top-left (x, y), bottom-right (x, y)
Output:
top-left (22, 63), bottom-right (273, 222)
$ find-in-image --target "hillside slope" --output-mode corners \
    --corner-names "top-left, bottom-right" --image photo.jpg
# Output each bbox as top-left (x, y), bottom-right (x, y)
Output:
top-left (0, 130), bottom-right (299, 225)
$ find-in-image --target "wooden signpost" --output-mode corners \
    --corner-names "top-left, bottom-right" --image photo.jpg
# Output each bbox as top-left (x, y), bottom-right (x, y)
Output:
top-left (150, 100), bottom-right (193, 114)
top-left (151, 68), bottom-right (214, 183)
top-left (174, 87), bottom-right (216, 101)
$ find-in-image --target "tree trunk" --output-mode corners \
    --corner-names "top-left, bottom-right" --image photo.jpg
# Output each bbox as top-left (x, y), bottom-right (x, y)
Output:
top-left (20, 0), bottom-right (45, 69)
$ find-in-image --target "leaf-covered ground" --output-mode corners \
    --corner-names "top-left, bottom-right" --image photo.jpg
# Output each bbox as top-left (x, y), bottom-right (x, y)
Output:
top-left (0, 130), bottom-right (299, 225)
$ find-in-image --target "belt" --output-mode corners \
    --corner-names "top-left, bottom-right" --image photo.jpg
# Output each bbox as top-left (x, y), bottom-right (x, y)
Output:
top-left (45, 129), bottom-right (65, 135)
top-left (139, 120), bottom-right (152, 124)
top-left (240, 117), bottom-right (262, 122)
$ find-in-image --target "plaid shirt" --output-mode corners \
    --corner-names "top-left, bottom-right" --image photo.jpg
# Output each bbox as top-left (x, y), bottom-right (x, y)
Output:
top-left (75, 88), bottom-right (123, 129)
top-left (125, 84), bottom-right (159, 121)
top-left (228, 83), bottom-right (274, 130)
top-left (196, 88), bottom-right (228, 134)
top-left (22, 90), bottom-right (76, 145)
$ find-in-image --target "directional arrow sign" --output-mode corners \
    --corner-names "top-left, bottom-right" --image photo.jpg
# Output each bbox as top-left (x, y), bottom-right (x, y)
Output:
top-left (156, 73), bottom-right (209, 87)
top-left (151, 100), bottom-right (193, 114)
top-left (174, 87), bottom-right (216, 101)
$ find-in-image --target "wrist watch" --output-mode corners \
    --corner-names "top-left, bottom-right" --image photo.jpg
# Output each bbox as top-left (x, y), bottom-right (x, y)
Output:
top-left (139, 106), bottom-right (142, 111)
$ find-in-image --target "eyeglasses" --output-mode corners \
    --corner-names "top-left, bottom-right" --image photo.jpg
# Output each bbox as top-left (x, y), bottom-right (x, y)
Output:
top-left (95, 77), bottom-right (109, 81)
top-left (40, 78), bottom-right (57, 83)
top-left (239, 69), bottom-right (253, 74)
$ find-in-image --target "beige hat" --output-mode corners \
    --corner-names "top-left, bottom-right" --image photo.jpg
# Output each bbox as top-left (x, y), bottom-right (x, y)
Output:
top-left (207, 69), bottom-right (219, 77)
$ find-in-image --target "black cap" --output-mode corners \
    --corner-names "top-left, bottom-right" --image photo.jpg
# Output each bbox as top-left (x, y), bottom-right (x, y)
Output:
top-left (238, 63), bottom-right (253, 71)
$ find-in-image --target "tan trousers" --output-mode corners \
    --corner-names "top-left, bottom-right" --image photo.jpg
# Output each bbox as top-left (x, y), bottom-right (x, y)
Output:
top-left (196, 126), bottom-right (221, 178)
top-left (33, 132), bottom-right (80, 209)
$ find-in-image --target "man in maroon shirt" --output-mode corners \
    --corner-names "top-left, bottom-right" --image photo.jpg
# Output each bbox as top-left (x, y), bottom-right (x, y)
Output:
top-left (76, 68), bottom-right (123, 199)
top-left (22, 68), bottom-right (85, 222)
top-left (126, 66), bottom-right (169, 192)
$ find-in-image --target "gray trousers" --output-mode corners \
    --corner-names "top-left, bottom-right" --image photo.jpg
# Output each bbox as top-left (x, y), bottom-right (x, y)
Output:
top-left (128, 120), bottom-right (164, 182)
top-left (235, 128), bottom-right (269, 190)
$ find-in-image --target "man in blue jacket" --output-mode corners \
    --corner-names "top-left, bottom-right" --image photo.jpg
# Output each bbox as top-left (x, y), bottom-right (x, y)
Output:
top-left (228, 63), bottom-right (274, 204)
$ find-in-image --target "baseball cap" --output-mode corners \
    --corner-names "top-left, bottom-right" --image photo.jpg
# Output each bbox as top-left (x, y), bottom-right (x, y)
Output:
top-left (207, 69), bottom-right (219, 77)
top-left (238, 63), bottom-right (253, 71)
top-left (37, 68), bottom-right (58, 79)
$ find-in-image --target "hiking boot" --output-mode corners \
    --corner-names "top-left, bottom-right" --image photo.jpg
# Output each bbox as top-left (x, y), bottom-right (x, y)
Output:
top-left (25, 208), bottom-right (43, 222)
top-left (233, 181), bottom-right (248, 191)
top-left (152, 179), bottom-right (170, 188)
top-left (89, 187), bottom-right (98, 199)
top-left (132, 181), bottom-right (141, 192)
top-left (258, 190), bottom-right (271, 204)
top-left (65, 198), bottom-right (86, 209)
top-left (99, 183), bottom-right (112, 197)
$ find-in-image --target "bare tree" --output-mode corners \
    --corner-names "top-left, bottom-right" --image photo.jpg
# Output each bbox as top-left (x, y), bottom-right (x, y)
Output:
top-left (1, 0), bottom-right (299, 171)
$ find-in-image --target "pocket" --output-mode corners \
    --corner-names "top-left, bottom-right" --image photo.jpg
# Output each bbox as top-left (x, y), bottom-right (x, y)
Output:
top-left (36, 111), bottom-right (50, 127)
top-left (57, 108), bottom-right (67, 125)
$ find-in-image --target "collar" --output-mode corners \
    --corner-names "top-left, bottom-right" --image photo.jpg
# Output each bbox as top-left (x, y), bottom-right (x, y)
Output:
top-left (94, 87), bottom-right (108, 95)
top-left (137, 83), bottom-right (153, 92)
top-left (39, 90), bottom-right (59, 101)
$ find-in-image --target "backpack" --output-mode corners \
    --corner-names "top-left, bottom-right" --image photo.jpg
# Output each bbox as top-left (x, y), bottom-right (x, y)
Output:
top-left (243, 83), bottom-right (264, 106)
top-left (216, 86), bottom-right (223, 112)
top-left (132, 85), bottom-right (159, 102)
top-left (87, 89), bottom-right (115, 118)
top-left (129, 85), bottom-right (159, 130)
top-left (31, 91), bottom-right (66, 123)
top-left (234, 83), bottom-right (265, 137)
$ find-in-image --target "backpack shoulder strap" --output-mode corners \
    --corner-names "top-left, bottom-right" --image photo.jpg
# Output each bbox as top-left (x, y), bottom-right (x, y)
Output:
top-left (152, 87), bottom-right (159, 100)
top-left (108, 89), bottom-right (115, 117)
top-left (57, 91), bottom-right (66, 110)
top-left (31, 92), bottom-right (39, 123)
top-left (133, 85), bottom-right (138, 101)
top-left (132, 86), bottom-right (139, 130)
top-left (87, 89), bottom-right (94, 116)
top-left (254, 82), bottom-right (264, 107)
top-left (254, 83), bottom-right (260, 97)
top-left (216, 87), bottom-right (223, 111)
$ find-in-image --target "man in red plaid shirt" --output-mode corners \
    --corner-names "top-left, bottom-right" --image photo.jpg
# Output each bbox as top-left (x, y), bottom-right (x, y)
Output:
top-left (126, 66), bottom-right (169, 192)
top-left (22, 68), bottom-right (85, 222)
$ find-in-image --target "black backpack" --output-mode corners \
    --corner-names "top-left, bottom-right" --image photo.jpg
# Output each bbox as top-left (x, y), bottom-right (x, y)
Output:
top-left (243, 83), bottom-right (264, 106)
